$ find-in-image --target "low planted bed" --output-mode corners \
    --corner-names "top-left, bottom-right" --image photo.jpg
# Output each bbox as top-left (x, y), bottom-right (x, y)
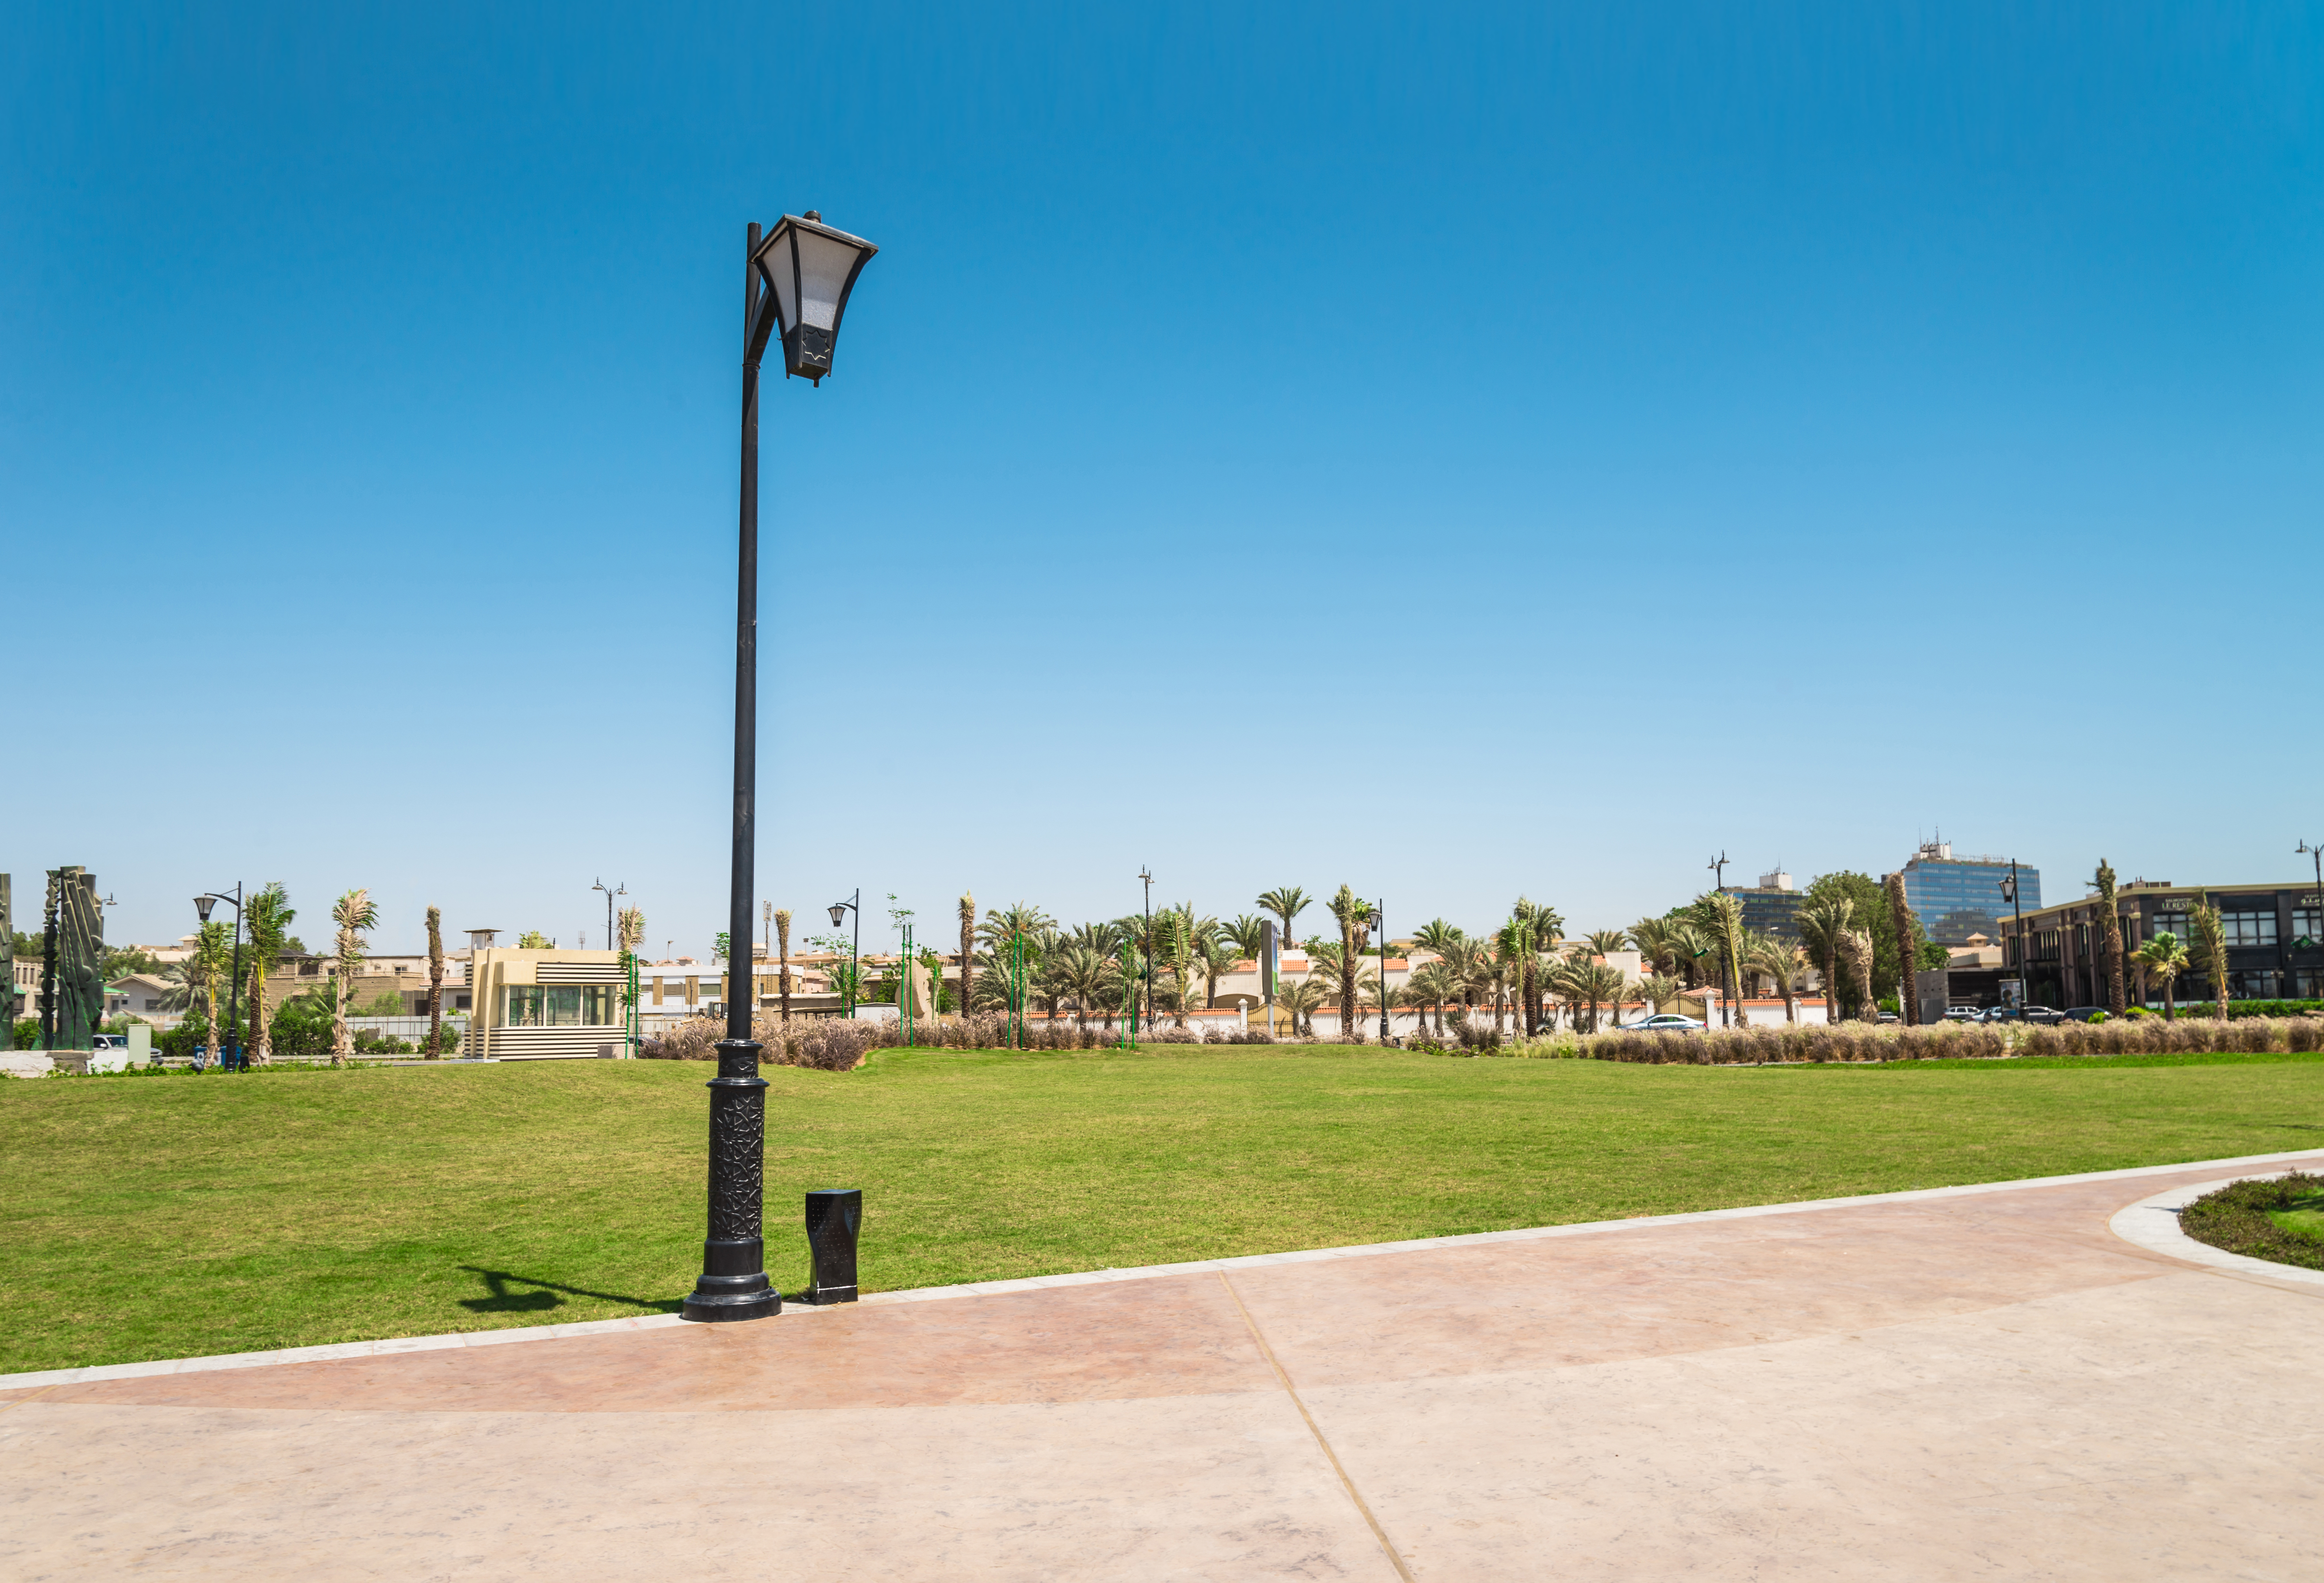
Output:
top-left (1422, 1016), bottom-right (2324, 1065)
top-left (2179, 1171), bottom-right (2324, 1271)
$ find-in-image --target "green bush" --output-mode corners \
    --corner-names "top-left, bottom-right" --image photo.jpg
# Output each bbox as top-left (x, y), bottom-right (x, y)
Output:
top-left (11, 1018), bottom-right (36, 1051)
top-left (2171, 999), bottom-right (2324, 1020)
top-left (2179, 1172), bottom-right (2324, 1270)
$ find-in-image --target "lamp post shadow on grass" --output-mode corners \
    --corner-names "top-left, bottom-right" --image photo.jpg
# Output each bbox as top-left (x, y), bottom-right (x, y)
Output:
top-left (458, 1267), bottom-right (684, 1316)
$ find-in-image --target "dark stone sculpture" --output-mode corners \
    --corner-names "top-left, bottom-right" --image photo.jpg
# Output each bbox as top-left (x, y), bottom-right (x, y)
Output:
top-left (44, 867), bottom-right (102, 1052)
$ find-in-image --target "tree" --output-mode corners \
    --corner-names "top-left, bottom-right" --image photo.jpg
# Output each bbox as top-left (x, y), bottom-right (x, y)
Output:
top-left (2093, 860), bottom-right (2127, 1015)
top-left (1637, 973), bottom-right (1681, 1014)
top-left (2188, 891), bottom-right (2230, 1020)
top-left (1748, 934), bottom-right (1803, 1023)
top-left (1496, 916), bottom-right (1539, 1035)
top-left (770, 908), bottom-right (790, 1022)
top-left (954, 894), bottom-right (977, 1019)
top-left (186, 922), bottom-right (232, 1056)
top-left (1588, 962), bottom-right (1630, 1028)
top-left (1406, 961), bottom-right (1458, 1034)
top-left (1307, 942), bottom-right (1379, 1038)
top-left (1802, 871), bottom-right (1926, 1016)
top-left (2134, 930), bottom-right (2188, 1020)
top-left (1276, 976), bottom-right (1328, 1039)
top-left (241, 883), bottom-right (295, 1065)
top-left (1796, 895), bottom-right (1857, 1021)
top-left (1628, 916), bottom-right (1678, 979)
top-left (1884, 872), bottom-right (1920, 1024)
top-left (1410, 917), bottom-right (1464, 958)
top-left (1582, 928), bottom-right (1631, 957)
top-left (517, 930), bottom-right (552, 949)
top-left (1197, 933), bottom-right (1239, 1008)
top-left (1223, 914), bottom-right (1269, 961)
top-left (1045, 942), bottom-right (1110, 1030)
top-left (102, 946), bottom-right (164, 979)
top-left (1256, 887), bottom-right (1312, 961)
top-left (330, 889), bottom-right (377, 1067)
top-left (1325, 886), bottom-right (1371, 1039)
top-left (423, 904), bottom-right (446, 1059)
top-left (1690, 893), bottom-right (1747, 1027)
top-left (1837, 928), bottom-right (1877, 1019)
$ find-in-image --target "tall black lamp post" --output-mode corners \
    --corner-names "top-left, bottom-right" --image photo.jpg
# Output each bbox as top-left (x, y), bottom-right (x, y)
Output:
top-left (2001, 862), bottom-right (2027, 1009)
top-left (1369, 903), bottom-right (1388, 1043)
top-left (194, 886), bottom-right (246, 1072)
top-left (682, 212), bottom-right (878, 1326)
top-left (828, 891), bottom-right (861, 1018)
top-left (1139, 866), bottom-right (1154, 1031)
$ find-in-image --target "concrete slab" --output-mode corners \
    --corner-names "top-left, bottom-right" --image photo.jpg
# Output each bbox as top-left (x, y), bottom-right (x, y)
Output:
top-left (3, 1151), bottom-right (2318, 1579)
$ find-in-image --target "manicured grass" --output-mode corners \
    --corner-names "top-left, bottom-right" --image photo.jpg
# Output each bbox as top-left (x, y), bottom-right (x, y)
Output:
top-left (4, 1045), bottom-right (2321, 1374)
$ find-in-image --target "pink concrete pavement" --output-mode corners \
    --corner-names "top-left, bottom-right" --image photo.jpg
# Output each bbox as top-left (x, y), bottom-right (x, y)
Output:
top-left (4, 1153), bottom-right (2320, 1579)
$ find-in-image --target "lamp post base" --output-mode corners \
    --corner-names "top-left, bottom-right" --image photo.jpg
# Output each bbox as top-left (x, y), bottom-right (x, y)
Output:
top-left (681, 1280), bottom-right (783, 1323)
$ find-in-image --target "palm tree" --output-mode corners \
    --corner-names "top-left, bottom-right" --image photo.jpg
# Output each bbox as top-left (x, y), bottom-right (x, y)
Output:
top-left (2134, 930), bottom-right (2189, 1020)
top-left (1628, 916), bottom-right (1678, 979)
top-left (1637, 972), bottom-right (1682, 1014)
top-left (1496, 916), bottom-right (1538, 1035)
top-left (1256, 887), bottom-right (1312, 960)
top-left (1307, 943), bottom-right (1380, 1039)
top-left (1583, 928), bottom-right (1631, 957)
top-left (772, 907), bottom-right (791, 1022)
top-left (1692, 892), bottom-right (1747, 1027)
top-left (2188, 891), bottom-right (2230, 1020)
top-left (957, 893), bottom-right (976, 1020)
top-left (1276, 977), bottom-right (1328, 1039)
top-left (329, 889), bottom-right (377, 1067)
top-left (243, 883), bottom-right (294, 1064)
top-left (1882, 871), bottom-right (1921, 1024)
top-left (1045, 942), bottom-right (1110, 1029)
top-left (1197, 934), bottom-right (1240, 1008)
top-left (977, 902), bottom-right (1056, 956)
top-left (1587, 962), bottom-right (1630, 1028)
top-left (1324, 886), bottom-right (1372, 1038)
top-left (422, 901), bottom-right (445, 1059)
top-left (1747, 935), bottom-right (1803, 1023)
top-left (2092, 860), bottom-right (2127, 1015)
top-left (1224, 913), bottom-right (1270, 961)
top-left (1666, 920), bottom-right (1714, 988)
top-left (1404, 961), bottom-right (1457, 1033)
top-left (1795, 895), bottom-right (1856, 1022)
top-left (1410, 917), bottom-right (1464, 959)
top-left (1837, 928), bottom-right (1877, 1022)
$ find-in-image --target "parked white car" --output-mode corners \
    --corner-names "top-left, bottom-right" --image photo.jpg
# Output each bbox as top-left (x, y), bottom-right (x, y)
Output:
top-left (1629, 1014), bottom-right (1705, 1034)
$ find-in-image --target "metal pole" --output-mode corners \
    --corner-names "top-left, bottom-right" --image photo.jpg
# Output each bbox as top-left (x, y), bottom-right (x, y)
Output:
top-left (1140, 867), bottom-right (1153, 1032)
top-left (684, 220), bottom-right (779, 1325)
top-left (850, 888), bottom-right (861, 1020)
top-left (1378, 900), bottom-right (1390, 1044)
top-left (222, 884), bottom-right (245, 1071)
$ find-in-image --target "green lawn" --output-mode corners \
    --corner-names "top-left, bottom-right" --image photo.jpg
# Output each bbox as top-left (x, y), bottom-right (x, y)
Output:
top-left (4, 1045), bottom-right (2321, 1375)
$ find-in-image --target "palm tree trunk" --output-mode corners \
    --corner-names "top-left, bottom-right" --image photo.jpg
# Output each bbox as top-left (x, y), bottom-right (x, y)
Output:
top-left (1885, 872), bottom-right (1918, 1025)
top-left (957, 895), bottom-right (975, 1024)
top-left (248, 955), bottom-right (270, 1065)
top-left (424, 905), bottom-right (444, 1060)
top-left (777, 910), bottom-right (792, 1023)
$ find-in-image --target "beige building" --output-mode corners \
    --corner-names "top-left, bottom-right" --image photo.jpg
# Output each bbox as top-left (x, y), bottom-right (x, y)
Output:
top-left (467, 947), bottom-right (630, 1060)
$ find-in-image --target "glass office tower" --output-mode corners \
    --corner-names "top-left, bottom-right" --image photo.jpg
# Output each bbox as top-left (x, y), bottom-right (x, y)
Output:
top-left (1899, 843), bottom-right (2038, 944)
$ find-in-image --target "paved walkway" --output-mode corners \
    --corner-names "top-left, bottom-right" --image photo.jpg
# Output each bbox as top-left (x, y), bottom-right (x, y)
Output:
top-left (5, 1152), bottom-right (2320, 1579)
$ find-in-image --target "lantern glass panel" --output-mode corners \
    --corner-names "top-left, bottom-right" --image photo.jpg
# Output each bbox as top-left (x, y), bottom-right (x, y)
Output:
top-left (791, 228), bottom-right (864, 330)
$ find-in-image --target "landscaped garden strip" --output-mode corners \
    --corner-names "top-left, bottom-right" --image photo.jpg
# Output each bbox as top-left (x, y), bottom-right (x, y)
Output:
top-left (2177, 1171), bottom-right (2324, 1271)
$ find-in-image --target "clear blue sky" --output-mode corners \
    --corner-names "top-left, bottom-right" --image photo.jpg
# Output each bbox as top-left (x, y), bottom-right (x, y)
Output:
top-left (6, 3), bottom-right (2319, 958)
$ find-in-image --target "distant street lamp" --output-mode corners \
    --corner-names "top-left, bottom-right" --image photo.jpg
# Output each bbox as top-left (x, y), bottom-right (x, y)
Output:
top-left (1369, 903), bottom-right (1389, 1043)
top-left (193, 885), bottom-right (246, 1072)
top-left (2296, 841), bottom-right (2323, 952)
top-left (2001, 861), bottom-right (2027, 1008)
top-left (1139, 866), bottom-right (1154, 1031)
top-left (829, 891), bottom-right (861, 1018)
top-left (681, 212), bottom-right (878, 1328)
top-left (592, 878), bottom-right (626, 956)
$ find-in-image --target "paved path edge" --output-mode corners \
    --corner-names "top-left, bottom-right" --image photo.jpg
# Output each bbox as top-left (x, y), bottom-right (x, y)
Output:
top-left (2107, 1171), bottom-right (2324, 1290)
top-left (9, 1146), bottom-right (2323, 1393)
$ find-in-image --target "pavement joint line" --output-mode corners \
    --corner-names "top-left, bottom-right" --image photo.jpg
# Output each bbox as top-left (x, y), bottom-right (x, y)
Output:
top-left (2107, 1172), bottom-right (2324, 1291)
top-left (1218, 1271), bottom-right (1415, 1583)
top-left (7, 1145), bottom-right (2322, 1394)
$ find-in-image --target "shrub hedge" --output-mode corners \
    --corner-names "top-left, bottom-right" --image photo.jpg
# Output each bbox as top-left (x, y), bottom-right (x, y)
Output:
top-left (638, 1012), bottom-right (1278, 1068)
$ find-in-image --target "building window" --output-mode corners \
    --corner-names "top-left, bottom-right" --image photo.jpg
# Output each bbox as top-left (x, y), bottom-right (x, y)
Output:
top-left (2292, 908), bottom-right (2322, 946)
top-left (2222, 911), bottom-right (2277, 947)
top-left (2228, 969), bottom-right (2282, 1000)
top-left (2291, 969), bottom-right (2324, 999)
top-left (504, 985), bottom-right (619, 1026)
top-left (455, 994), bottom-right (471, 1010)
top-left (2151, 910), bottom-right (2190, 942)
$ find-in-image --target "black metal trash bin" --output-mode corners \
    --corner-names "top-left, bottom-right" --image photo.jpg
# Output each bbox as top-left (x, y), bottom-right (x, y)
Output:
top-left (804, 1188), bottom-right (862, 1304)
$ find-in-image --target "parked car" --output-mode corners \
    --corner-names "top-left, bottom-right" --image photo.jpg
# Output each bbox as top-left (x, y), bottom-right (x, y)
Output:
top-left (2061, 1007), bottom-right (2109, 1023)
top-left (1875, 1011), bottom-right (1901, 1024)
top-left (1942, 1005), bottom-right (1980, 1022)
top-left (89, 1034), bottom-right (128, 1051)
top-left (1629, 1014), bottom-right (1705, 1034)
top-left (2020, 1006), bottom-right (2067, 1025)
top-left (1976, 1006), bottom-right (2025, 1024)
